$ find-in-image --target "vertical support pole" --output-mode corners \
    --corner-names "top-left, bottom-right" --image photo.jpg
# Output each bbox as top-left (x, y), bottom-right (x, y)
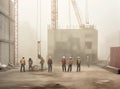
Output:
top-left (9, 0), bottom-right (11, 64)
top-left (85, 0), bottom-right (89, 24)
top-left (37, 41), bottom-right (41, 59)
top-left (37, 0), bottom-right (42, 59)
top-left (68, 0), bottom-right (71, 28)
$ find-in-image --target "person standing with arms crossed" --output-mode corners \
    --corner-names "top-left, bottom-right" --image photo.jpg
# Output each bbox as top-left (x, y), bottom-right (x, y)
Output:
top-left (20, 57), bottom-right (26, 72)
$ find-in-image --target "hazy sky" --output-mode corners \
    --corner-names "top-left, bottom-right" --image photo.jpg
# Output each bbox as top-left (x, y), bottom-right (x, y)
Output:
top-left (18, 0), bottom-right (120, 60)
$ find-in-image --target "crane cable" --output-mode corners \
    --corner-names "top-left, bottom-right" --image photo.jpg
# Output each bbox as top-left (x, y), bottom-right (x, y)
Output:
top-left (37, 0), bottom-right (38, 37)
top-left (37, 0), bottom-right (42, 58)
top-left (85, 0), bottom-right (89, 24)
top-left (68, 0), bottom-right (71, 28)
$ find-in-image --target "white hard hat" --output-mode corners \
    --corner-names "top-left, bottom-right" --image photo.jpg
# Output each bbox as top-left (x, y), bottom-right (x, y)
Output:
top-left (49, 56), bottom-right (51, 58)
top-left (77, 56), bottom-right (80, 58)
top-left (62, 56), bottom-right (65, 58)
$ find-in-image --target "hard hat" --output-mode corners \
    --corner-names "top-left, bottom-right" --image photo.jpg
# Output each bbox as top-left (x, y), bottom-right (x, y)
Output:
top-left (49, 56), bottom-right (51, 59)
top-left (62, 56), bottom-right (65, 58)
top-left (77, 56), bottom-right (80, 58)
top-left (69, 56), bottom-right (72, 59)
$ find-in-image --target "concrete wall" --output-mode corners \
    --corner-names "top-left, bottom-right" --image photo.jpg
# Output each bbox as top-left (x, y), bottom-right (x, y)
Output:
top-left (48, 26), bottom-right (98, 64)
top-left (0, 0), bottom-right (15, 65)
top-left (0, 0), bottom-right (9, 16)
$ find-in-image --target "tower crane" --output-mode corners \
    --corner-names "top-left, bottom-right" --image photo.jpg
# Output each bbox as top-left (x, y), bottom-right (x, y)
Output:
top-left (71, 0), bottom-right (83, 28)
top-left (85, 0), bottom-right (89, 24)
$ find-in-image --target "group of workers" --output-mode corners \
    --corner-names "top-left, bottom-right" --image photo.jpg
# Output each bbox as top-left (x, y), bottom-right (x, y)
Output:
top-left (20, 57), bottom-right (44, 72)
top-left (47, 56), bottom-right (81, 72)
top-left (61, 56), bottom-right (81, 72)
top-left (20, 56), bottom-right (90, 72)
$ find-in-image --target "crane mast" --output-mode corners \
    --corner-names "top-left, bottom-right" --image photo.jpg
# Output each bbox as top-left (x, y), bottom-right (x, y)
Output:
top-left (71, 0), bottom-right (82, 28)
top-left (85, 0), bottom-right (89, 24)
top-left (14, 0), bottom-right (18, 65)
top-left (51, 0), bottom-right (58, 30)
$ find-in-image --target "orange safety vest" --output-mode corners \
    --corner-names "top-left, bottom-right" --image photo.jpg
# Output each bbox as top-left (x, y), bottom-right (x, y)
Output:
top-left (69, 59), bottom-right (73, 65)
top-left (61, 58), bottom-right (66, 64)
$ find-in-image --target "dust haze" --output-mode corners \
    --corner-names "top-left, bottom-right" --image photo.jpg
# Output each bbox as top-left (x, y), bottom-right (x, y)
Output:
top-left (18, 0), bottom-right (120, 63)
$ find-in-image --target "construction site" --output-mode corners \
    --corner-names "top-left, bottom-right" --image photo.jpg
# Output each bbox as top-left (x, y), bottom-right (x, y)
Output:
top-left (0, 0), bottom-right (120, 89)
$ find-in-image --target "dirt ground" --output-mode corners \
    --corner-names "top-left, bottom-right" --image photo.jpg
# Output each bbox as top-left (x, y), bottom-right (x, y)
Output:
top-left (0, 65), bottom-right (120, 89)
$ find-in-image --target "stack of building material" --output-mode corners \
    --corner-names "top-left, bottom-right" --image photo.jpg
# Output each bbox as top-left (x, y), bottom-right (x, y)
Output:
top-left (107, 47), bottom-right (120, 74)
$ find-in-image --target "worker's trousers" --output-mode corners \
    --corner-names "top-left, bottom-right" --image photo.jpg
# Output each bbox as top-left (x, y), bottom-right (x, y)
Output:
top-left (48, 64), bottom-right (52, 72)
top-left (20, 64), bottom-right (25, 72)
top-left (62, 64), bottom-right (66, 72)
top-left (68, 64), bottom-right (72, 72)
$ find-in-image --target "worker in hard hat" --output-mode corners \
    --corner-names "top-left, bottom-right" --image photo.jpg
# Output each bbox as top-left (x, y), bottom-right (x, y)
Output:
top-left (20, 57), bottom-right (26, 72)
top-left (67, 56), bottom-right (73, 72)
top-left (40, 57), bottom-right (45, 71)
top-left (76, 56), bottom-right (81, 72)
top-left (28, 58), bottom-right (33, 71)
top-left (61, 56), bottom-right (66, 72)
top-left (48, 56), bottom-right (53, 72)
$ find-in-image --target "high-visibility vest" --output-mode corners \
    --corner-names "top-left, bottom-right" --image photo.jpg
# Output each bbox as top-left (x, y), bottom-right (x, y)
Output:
top-left (77, 59), bottom-right (81, 64)
top-left (69, 59), bottom-right (73, 65)
top-left (62, 58), bottom-right (66, 64)
top-left (20, 59), bottom-right (25, 65)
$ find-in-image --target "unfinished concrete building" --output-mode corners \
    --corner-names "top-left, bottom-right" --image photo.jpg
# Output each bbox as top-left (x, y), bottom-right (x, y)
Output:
top-left (48, 27), bottom-right (98, 64)
top-left (48, 0), bottom-right (98, 64)
top-left (0, 0), bottom-right (15, 65)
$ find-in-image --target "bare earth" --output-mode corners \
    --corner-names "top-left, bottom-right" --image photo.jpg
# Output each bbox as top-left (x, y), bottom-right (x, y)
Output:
top-left (0, 65), bottom-right (120, 89)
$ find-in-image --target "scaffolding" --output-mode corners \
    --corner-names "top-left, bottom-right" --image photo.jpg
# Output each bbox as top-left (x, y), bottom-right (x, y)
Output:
top-left (51, 0), bottom-right (58, 29)
top-left (14, 0), bottom-right (18, 65)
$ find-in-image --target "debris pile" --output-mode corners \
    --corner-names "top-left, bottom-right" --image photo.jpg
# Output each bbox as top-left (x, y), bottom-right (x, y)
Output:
top-left (0, 62), bottom-right (7, 71)
top-left (0, 62), bottom-right (14, 72)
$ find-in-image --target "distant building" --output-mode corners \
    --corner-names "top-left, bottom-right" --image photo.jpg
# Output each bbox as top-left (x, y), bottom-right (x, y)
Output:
top-left (48, 25), bottom-right (98, 64)
top-left (0, 0), bottom-right (15, 65)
